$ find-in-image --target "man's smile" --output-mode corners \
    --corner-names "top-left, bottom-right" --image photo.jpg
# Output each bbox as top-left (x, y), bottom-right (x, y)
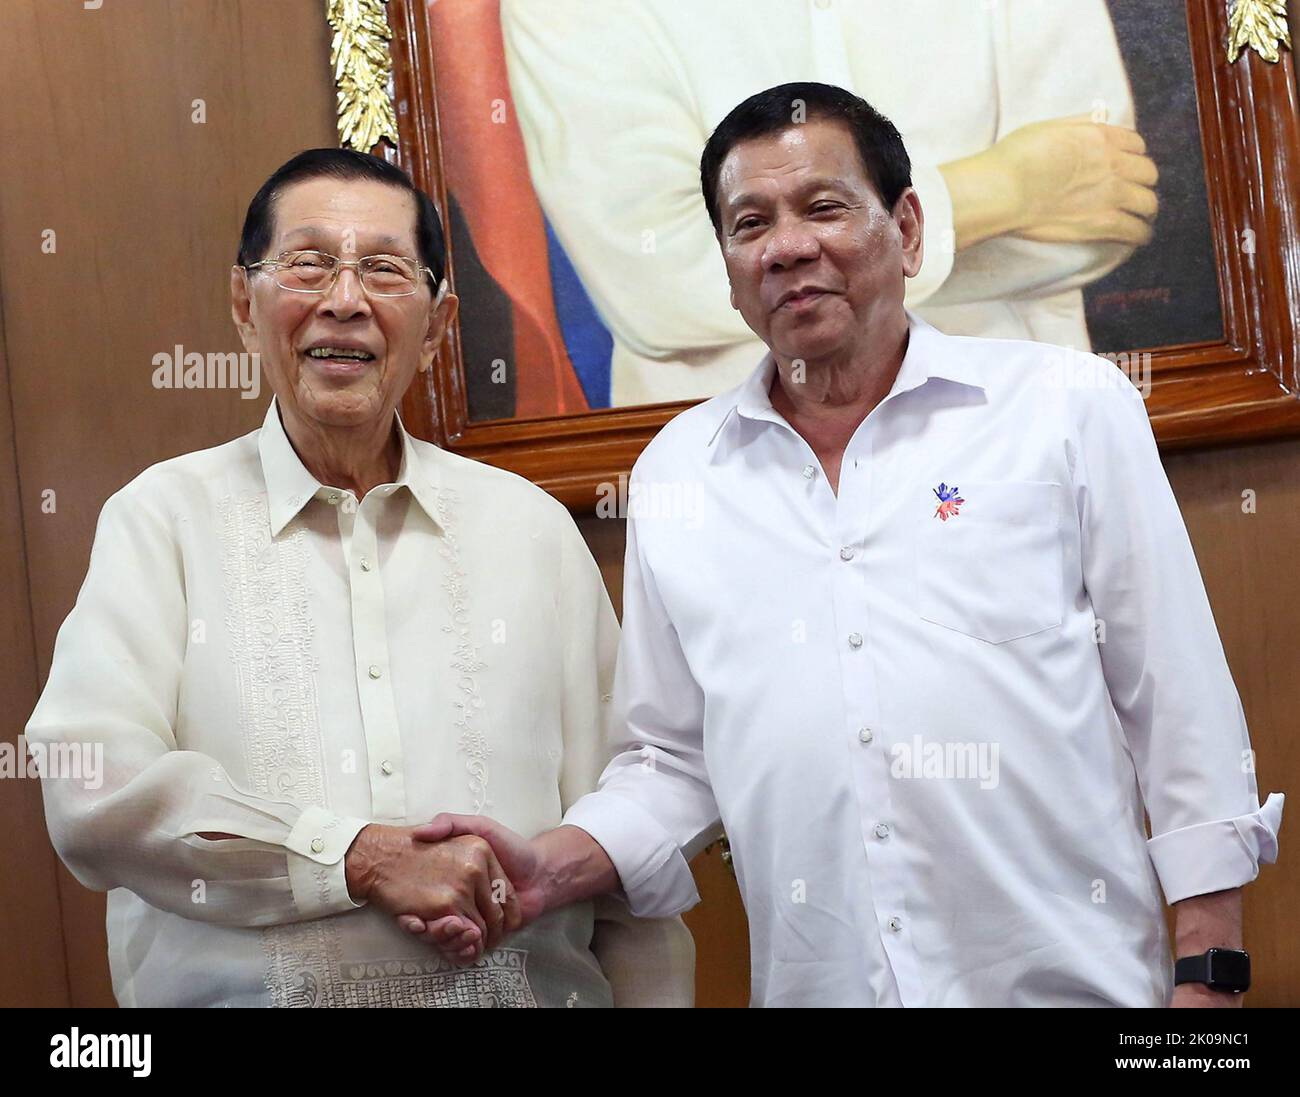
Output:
top-left (773, 286), bottom-right (837, 312)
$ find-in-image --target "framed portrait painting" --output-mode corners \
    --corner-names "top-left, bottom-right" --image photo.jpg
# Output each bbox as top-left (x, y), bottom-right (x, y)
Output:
top-left (354, 0), bottom-right (1300, 508)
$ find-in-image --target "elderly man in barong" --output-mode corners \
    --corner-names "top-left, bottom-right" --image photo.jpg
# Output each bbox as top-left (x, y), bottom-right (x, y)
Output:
top-left (25, 148), bottom-right (693, 1008)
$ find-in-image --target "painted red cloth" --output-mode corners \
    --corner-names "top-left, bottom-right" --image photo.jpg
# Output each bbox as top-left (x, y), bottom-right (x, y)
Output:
top-left (427, 0), bottom-right (588, 418)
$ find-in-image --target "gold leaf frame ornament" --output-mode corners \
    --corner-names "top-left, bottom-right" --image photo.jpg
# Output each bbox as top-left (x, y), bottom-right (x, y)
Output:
top-left (327, 0), bottom-right (399, 151)
top-left (1227, 0), bottom-right (1292, 62)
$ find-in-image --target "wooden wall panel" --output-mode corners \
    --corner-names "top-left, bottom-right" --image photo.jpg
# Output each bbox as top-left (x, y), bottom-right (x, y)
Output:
top-left (1164, 439), bottom-right (1300, 1007)
top-left (0, 268), bottom-right (71, 1008)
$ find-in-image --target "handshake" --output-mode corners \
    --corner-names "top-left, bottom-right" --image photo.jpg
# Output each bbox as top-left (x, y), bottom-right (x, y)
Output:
top-left (343, 814), bottom-right (546, 965)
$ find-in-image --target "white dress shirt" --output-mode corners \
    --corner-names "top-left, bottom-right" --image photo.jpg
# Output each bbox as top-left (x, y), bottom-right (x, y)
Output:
top-left (26, 401), bottom-right (693, 1008)
top-left (564, 314), bottom-right (1283, 1007)
top-left (502, 0), bottom-right (1136, 405)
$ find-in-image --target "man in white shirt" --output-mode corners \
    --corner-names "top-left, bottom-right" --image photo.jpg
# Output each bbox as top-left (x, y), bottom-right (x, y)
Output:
top-left (502, 0), bottom-right (1157, 404)
top-left (402, 84), bottom-right (1282, 1007)
top-left (25, 148), bottom-right (692, 1007)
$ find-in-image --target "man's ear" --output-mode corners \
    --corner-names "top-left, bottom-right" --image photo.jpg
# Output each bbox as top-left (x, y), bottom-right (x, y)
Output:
top-left (230, 267), bottom-right (261, 355)
top-left (419, 290), bottom-right (459, 374)
top-left (894, 187), bottom-right (925, 279)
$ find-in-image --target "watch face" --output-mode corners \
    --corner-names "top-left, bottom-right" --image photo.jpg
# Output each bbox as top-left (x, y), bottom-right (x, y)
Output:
top-left (1207, 949), bottom-right (1251, 991)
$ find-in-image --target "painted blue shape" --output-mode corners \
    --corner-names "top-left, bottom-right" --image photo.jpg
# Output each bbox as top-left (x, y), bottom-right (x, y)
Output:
top-left (544, 218), bottom-right (613, 408)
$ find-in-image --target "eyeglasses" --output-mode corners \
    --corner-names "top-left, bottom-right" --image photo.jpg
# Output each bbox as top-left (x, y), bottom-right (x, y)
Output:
top-left (243, 250), bottom-right (437, 297)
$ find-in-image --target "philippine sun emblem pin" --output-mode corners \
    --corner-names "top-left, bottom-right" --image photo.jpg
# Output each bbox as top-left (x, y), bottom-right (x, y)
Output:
top-left (933, 482), bottom-right (964, 521)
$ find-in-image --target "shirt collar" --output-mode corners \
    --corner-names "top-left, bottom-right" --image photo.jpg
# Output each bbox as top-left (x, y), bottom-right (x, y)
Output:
top-left (258, 398), bottom-right (444, 536)
top-left (706, 311), bottom-right (985, 449)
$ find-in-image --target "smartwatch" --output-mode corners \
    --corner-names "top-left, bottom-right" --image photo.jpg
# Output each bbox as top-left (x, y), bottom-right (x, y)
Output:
top-left (1173, 948), bottom-right (1251, 993)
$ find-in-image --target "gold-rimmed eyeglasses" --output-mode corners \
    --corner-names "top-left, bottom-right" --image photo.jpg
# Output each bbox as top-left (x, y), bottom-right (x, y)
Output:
top-left (242, 249), bottom-right (439, 298)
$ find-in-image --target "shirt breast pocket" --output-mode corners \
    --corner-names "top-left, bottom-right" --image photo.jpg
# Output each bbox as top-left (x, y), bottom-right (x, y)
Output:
top-left (915, 480), bottom-right (1064, 645)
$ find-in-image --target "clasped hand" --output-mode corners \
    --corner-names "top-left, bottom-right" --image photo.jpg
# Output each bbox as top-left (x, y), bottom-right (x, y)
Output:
top-left (344, 815), bottom-right (540, 965)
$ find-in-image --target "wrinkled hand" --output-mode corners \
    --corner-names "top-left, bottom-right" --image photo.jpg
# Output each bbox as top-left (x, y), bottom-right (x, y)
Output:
top-left (344, 823), bottom-right (521, 963)
top-left (990, 115), bottom-right (1159, 246)
top-left (396, 814), bottom-right (547, 964)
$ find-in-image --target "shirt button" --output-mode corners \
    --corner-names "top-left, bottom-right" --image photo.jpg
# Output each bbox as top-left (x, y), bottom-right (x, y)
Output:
top-left (848, 632), bottom-right (863, 649)
top-left (888, 916), bottom-right (904, 933)
top-left (327, 492), bottom-right (341, 505)
top-left (802, 464), bottom-right (816, 479)
top-left (858, 727), bottom-right (873, 744)
top-left (359, 557), bottom-right (371, 572)
top-left (380, 760), bottom-right (394, 776)
top-left (310, 837), bottom-right (324, 854)
top-left (874, 822), bottom-right (891, 840)
top-left (839, 546), bottom-right (854, 561)
top-left (368, 665), bottom-right (382, 679)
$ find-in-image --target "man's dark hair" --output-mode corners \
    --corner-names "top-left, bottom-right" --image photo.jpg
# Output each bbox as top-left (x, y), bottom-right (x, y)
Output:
top-left (236, 148), bottom-right (446, 286)
top-left (699, 82), bottom-right (912, 233)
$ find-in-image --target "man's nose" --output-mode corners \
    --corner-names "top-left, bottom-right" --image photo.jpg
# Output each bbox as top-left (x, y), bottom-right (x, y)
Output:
top-left (762, 218), bottom-right (820, 272)
top-left (317, 266), bottom-right (372, 320)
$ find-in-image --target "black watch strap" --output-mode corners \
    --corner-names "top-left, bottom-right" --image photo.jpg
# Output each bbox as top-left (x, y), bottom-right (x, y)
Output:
top-left (1174, 948), bottom-right (1251, 993)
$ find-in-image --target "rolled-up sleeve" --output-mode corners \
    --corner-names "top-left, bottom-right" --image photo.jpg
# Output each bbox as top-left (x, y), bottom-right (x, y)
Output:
top-left (25, 484), bottom-right (369, 926)
top-left (563, 790), bottom-right (700, 917)
top-left (1068, 355), bottom-right (1283, 904)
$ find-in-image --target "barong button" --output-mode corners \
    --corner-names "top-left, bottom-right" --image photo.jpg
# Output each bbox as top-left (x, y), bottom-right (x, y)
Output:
top-left (380, 760), bottom-right (394, 776)
top-left (368, 665), bottom-right (382, 679)
top-left (310, 837), bottom-right (324, 854)
top-left (848, 632), bottom-right (863, 649)
top-left (802, 464), bottom-right (816, 479)
top-left (874, 823), bottom-right (891, 840)
top-left (858, 727), bottom-right (873, 744)
top-left (888, 916), bottom-right (903, 933)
